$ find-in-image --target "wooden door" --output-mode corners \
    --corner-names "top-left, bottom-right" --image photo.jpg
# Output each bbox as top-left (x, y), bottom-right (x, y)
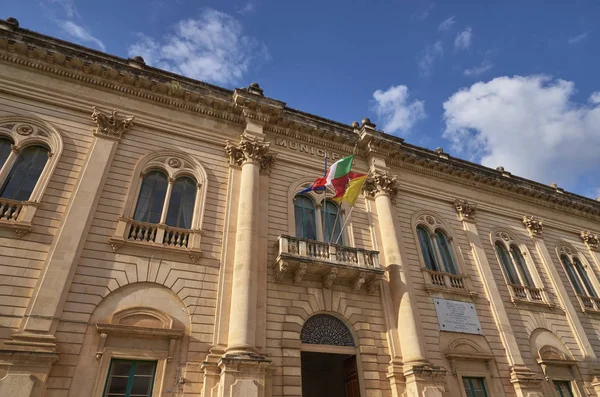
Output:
top-left (343, 355), bottom-right (360, 397)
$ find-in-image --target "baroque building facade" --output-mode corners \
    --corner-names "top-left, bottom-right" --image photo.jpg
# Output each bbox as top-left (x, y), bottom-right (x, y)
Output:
top-left (1, 17), bottom-right (600, 397)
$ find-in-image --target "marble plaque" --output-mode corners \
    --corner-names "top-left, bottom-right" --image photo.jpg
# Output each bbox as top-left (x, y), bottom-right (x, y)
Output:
top-left (434, 298), bottom-right (482, 335)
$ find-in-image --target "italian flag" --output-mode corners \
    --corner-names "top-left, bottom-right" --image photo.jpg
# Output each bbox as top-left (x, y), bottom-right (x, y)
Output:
top-left (312, 155), bottom-right (367, 205)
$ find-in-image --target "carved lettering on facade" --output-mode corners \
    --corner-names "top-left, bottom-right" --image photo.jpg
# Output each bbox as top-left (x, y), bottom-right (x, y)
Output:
top-left (274, 138), bottom-right (341, 160)
top-left (581, 231), bottom-right (600, 250)
top-left (454, 199), bottom-right (477, 222)
top-left (523, 215), bottom-right (543, 237)
top-left (91, 106), bottom-right (134, 139)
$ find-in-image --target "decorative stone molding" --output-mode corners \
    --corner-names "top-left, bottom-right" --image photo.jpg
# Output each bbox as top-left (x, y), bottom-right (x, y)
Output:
top-left (454, 199), bottom-right (476, 222)
top-left (224, 135), bottom-right (276, 172)
top-left (293, 263), bottom-right (307, 284)
top-left (91, 106), bottom-right (134, 139)
top-left (581, 231), bottom-right (600, 250)
top-left (364, 171), bottom-right (399, 199)
top-left (323, 267), bottom-right (338, 289)
top-left (300, 314), bottom-right (355, 347)
top-left (523, 215), bottom-right (543, 237)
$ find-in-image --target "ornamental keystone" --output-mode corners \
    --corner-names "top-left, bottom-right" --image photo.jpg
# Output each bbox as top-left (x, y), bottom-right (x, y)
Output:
top-left (454, 199), bottom-right (477, 222)
top-left (581, 231), bottom-right (600, 250)
top-left (364, 171), bottom-right (399, 199)
top-left (224, 134), bottom-right (275, 172)
top-left (91, 106), bottom-right (134, 139)
top-left (523, 215), bottom-right (543, 237)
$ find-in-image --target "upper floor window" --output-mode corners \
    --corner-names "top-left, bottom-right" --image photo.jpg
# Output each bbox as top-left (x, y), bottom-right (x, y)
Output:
top-left (294, 195), bottom-right (317, 240)
top-left (492, 231), bottom-right (545, 303)
top-left (293, 191), bottom-right (344, 244)
top-left (0, 120), bottom-right (63, 233)
top-left (416, 223), bottom-right (458, 274)
top-left (322, 200), bottom-right (342, 244)
top-left (558, 246), bottom-right (600, 311)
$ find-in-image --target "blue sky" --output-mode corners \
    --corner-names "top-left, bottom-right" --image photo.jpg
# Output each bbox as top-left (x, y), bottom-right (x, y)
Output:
top-left (2, 0), bottom-right (600, 198)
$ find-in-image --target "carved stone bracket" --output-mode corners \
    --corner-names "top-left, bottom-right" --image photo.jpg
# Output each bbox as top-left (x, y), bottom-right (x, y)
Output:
top-left (454, 199), bottom-right (477, 222)
top-left (95, 332), bottom-right (107, 360)
top-left (224, 135), bottom-right (275, 172)
top-left (581, 231), bottom-right (600, 250)
top-left (323, 267), bottom-right (338, 289)
top-left (364, 171), bottom-right (399, 199)
top-left (353, 273), bottom-right (367, 292)
top-left (274, 261), bottom-right (287, 281)
top-left (91, 106), bottom-right (134, 139)
top-left (366, 274), bottom-right (383, 294)
top-left (293, 263), bottom-right (307, 284)
top-left (523, 215), bottom-right (543, 237)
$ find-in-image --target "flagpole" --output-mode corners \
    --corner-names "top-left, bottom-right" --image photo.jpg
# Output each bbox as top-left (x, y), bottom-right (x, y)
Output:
top-left (334, 205), bottom-right (355, 245)
top-left (328, 202), bottom-right (341, 243)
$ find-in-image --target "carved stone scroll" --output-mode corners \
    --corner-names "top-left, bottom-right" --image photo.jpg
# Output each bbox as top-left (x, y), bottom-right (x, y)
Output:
top-left (581, 231), bottom-right (600, 250)
top-left (224, 135), bottom-right (275, 172)
top-left (523, 215), bottom-right (543, 237)
top-left (91, 106), bottom-right (134, 139)
top-left (364, 171), bottom-right (399, 199)
top-left (454, 199), bottom-right (477, 222)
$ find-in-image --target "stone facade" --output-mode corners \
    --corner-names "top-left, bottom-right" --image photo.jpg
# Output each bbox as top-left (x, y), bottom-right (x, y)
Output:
top-left (1, 17), bottom-right (600, 397)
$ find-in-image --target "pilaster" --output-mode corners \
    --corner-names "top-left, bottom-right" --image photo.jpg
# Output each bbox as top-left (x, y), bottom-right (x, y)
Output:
top-left (455, 202), bottom-right (543, 397)
top-left (0, 107), bottom-right (133, 396)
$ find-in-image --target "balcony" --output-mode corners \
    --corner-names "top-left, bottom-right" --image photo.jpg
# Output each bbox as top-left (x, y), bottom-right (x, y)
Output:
top-left (109, 218), bottom-right (202, 261)
top-left (0, 197), bottom-right (36, 237)
top-left (577, 294), bottom-right (600, 313)
top-left (272, 235), bottom-right (384, 293)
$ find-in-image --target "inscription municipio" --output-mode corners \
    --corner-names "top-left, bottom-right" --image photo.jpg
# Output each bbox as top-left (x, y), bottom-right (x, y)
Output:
top-left (433, 298), bottom-right (482, 335)
top-left (275, 138), bottom-right (342, 160)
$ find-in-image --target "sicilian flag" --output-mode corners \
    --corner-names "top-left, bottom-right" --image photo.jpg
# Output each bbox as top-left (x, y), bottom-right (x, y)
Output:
top-left (332, 172), bottom-right (367, 205)
top-left (301, 155), bottom-right (365, 204)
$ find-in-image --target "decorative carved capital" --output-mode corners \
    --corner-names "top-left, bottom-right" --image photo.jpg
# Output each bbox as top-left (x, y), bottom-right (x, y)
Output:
top-left (581, 231), bottom-right (600, 250)
top-left (454, 199), bottom-right (477, 222)
top-left (523, 215), bottom-right (543, 237)
top-left (224, 135), bottom-right (276, 172)
top-left (91, 106), bottom-right (134, 139)
top-left (364, 171), bottom-right (399, 199)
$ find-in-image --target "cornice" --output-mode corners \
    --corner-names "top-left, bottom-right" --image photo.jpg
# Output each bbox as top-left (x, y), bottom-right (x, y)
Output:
top-left (1, 18), bottom-right (599, 221)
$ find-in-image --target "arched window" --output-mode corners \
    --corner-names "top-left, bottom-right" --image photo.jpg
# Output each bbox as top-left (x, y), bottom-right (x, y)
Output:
top-left (495, 242), bottom-right (520, 285)
top-left (322, 200), bottom-right (342, 244)
top-left (417, 225), bottom-right (440, 271)
top-left (435, 230), bottom-right (458, 274)
top-left (294, 195), bottom-right (316, 240)
top-left (133, 171), bottom-right (168, 224)
top-left (0, 137), bottom-right (12, 168)
top-left (559, 247), bottom-right (598, 302)
top-left (511, 244), bottom-right (534, 287)
top-left (0, 145), bottom-right (49, 201)
top-left (300, 314), bottom-right (355, 347)
top-left (166, 176), bottom-right (197, 229)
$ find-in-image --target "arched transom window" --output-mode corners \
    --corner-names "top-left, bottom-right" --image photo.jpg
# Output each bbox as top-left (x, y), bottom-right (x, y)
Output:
top-left (493, 231), bottom-right (544, 302)
top-left (558, 246), bottom-right (600, 310)
top-left (300, 314), bottom-right (355, 347)
top-left (415, 214), bottom-right (459, 274)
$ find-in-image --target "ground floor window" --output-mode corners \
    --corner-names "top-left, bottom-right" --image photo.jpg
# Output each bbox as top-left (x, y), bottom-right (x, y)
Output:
top-left (553, 380), bottom-right (575, 397)
top-left (462, 377), bottom-right (488, 397)
top-left (103, 359), bottom-right (157, 397)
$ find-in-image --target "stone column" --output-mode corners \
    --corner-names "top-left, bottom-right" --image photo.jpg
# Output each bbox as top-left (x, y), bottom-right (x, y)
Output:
top-left (454, 201), bottom-right (542, 397)
top-left (0, 107), bottom-right (133, 397)
top-left (220, 131), bottom-right (274, 397)
top-left (365, 168), bottom-right (446, 396)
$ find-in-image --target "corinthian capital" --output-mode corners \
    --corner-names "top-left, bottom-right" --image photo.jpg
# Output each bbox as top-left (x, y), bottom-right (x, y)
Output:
top-left (523, 215), bottom-right (543, 237)
top-left (225, 135), bottom-right (276, 172)
top-left (454, 199), bottom-right (477, 222)
top-left (581, 231), bottom-right (600, 250)
top-left (364, 170), bottom-right (399, 199)
top-left (91, 106), bottom-right (134, 139)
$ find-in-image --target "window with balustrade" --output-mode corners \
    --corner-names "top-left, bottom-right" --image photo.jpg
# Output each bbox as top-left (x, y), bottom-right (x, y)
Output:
top-left (293, 194), bottom-right (344, 244)
top-left (413, 213), bottom-right (470, 295)
top-left (558, 245), bottom-right (600, 312)
top-left (0, 119), bottom-right (63, 236)
top-left (110, 152), bottom-right (207, 261)
top-left (492, 231), bottom-right (547, 304)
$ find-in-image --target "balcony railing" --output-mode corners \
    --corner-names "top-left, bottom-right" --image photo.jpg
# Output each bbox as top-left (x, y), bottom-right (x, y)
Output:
top-left (273, 235), bottom-right (383, 292)
top-left (0, 198), bottom-right (22, 221)
top-left (577, 294), bottom-right (600, 312)
top-left (423, 269), bottom-right (467, 290)
top-left (509, 284), bottom-right (545, 303)
top-left (110, 218), bottom-right (202, 261)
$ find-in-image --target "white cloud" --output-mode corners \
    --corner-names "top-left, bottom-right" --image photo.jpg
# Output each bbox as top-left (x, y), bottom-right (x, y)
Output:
top-left (128, 9), bottom-right (267, 85)
top-left (568, 32), bottom-right (589, 44)
top-left (412, 3), bottom-right (436, 21)
top-left (372, 85), bottom-right (426, 135)
top-left (418, 41), bottom-right (443, 76)
top-left (45, 0), bottom-right (78, 18)
top-left (464, 60), bottom-right (493, 76)
top-left (60, 21), bottom-right (105, 51)
top-left (454, 27), bottom-right (472, 50)
top-left (237, 1), bottom-right (255, 15)
top-left (443, 75), bottom-right (600, 192)
top-left (438, 16), bottom-right (456, 31)
top-left (590, 91), bottom-right (600, 105)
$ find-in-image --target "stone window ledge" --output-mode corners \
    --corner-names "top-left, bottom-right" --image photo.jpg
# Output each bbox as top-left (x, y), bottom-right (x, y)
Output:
top-left (109, 217), bottom-right (202, 262)
top-left (0, 199), bottom-right (39, 237)
top-left (511, 296), bottom-right (556, 312)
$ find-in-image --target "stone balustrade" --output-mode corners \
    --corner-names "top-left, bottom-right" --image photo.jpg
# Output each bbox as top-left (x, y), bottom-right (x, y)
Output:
top-left (509, 284), bottom-right (545, 303)
top-left (0, 198), bottom-right (22, 221)
top-left (577, 294), bottom-right (600, 312)
top-left (423, 269), bottom-right (467, 290)
top-left (273, 235), bottom-right (383, 292)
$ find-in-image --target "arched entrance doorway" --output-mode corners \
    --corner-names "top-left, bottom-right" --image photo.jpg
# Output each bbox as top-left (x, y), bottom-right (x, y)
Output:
top-left (300, 314), bottom-right (362, 397)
